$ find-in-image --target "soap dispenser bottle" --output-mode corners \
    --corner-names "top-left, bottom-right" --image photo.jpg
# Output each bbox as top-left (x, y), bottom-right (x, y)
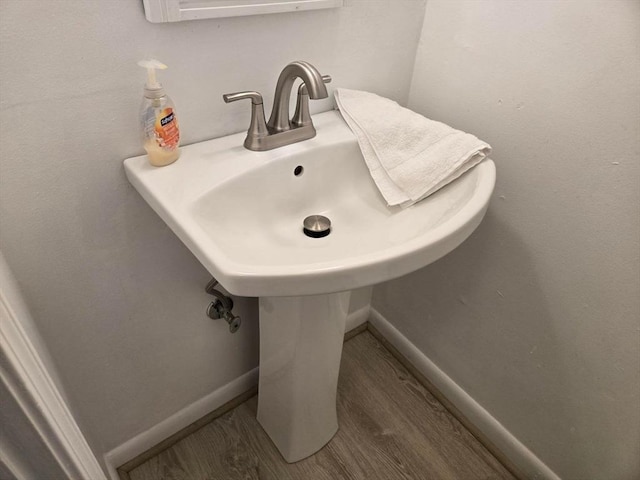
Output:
top-left (138, 59), bottom-right (180, 167)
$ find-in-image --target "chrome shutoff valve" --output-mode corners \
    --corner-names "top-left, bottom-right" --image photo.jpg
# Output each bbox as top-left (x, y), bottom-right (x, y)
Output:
top-left (205, 278), bottom-right (241, 333)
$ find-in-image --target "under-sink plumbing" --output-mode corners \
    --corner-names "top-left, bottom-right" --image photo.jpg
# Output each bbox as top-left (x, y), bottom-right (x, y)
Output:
top-left (205, 278), bottom-right (241, 333)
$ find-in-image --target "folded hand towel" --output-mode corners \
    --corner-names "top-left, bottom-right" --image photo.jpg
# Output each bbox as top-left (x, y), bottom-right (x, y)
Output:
top-left (334, 88), bottom-right (491, 208)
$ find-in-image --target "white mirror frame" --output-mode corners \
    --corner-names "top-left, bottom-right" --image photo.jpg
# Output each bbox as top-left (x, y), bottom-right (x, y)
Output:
top-left (143, 0), bottom-right (344, 23)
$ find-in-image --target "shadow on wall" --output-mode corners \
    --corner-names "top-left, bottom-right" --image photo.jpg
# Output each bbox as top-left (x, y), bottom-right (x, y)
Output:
top-left (373, 206), bottom-right (610, 477)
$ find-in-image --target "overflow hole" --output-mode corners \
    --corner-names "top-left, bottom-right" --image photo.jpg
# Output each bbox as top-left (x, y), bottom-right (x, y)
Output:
top-left (294, 165), bottom-right (304, 176)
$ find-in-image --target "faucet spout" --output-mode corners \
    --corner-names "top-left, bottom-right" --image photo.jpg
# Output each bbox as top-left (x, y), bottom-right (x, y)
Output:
top-left (223, 60), bottom-right (330, 151)
top-left (267, 61), bottom-right (328, 133)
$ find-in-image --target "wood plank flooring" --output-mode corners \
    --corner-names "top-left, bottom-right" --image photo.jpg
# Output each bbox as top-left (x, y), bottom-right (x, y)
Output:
top-left (126, 331), bottom-right (515, 480)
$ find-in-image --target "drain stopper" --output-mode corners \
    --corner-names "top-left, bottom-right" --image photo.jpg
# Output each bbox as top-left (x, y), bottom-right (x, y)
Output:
top-left (303, 215), bottom-right (331, 238)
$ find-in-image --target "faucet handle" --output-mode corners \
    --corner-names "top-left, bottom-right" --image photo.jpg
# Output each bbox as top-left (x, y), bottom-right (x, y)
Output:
top-left (222, 90), bottom-right (268, 146)
top-left (293, 75), bottom-right (332, 128)
top-left (223, 91), bottom-right (263, 105)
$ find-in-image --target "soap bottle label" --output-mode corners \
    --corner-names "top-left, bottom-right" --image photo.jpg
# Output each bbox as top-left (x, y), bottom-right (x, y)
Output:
top-left (155, 108), bottom-right (179, 151)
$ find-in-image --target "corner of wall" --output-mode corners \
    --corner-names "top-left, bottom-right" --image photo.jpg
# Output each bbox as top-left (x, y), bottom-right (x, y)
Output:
top-left (368, 307), bottom-right (561, 480)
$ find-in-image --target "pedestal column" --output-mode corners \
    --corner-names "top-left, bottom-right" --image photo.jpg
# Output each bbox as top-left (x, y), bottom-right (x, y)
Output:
top-left (257, 291), bottom-right (351, 462)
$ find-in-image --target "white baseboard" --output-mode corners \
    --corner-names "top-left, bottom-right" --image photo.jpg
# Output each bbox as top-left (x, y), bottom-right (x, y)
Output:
top-left (104, 367), bottom-right (258, 480)
top-left (104, 307), bottom-right (370, 479)
top-left (369, 308), bottom-right (561, 480)
top-left (345, 305), bottom-right (370, 332)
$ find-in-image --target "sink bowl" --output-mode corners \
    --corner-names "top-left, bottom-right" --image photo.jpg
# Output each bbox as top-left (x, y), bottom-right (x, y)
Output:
top-left (124, 110), bottom-right (495, 297)
top-left (124, 109), bottom-right (495, 463)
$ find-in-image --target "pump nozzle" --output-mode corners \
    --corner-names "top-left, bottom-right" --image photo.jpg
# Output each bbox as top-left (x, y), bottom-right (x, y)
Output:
top-left (138, 59), bottom-right (167, 91)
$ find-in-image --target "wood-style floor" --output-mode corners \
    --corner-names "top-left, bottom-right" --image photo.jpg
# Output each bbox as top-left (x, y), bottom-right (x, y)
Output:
top-left (125, 331), bottom-right (515, 480)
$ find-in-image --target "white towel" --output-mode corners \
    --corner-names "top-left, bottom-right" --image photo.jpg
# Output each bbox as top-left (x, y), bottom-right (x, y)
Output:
top-left (334, 88), bottom-right (491, 208)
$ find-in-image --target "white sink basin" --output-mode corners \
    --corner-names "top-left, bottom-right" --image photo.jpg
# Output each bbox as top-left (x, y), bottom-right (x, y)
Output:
top-left (124, 110), bottom-right (495, 297)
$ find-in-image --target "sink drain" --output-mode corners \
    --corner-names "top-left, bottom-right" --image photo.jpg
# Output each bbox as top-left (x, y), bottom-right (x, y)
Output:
top-left (303, 215), bottom-right (331, 238)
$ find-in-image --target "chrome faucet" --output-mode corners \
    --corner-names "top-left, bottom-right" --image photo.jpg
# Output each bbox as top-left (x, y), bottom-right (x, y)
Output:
top-left (223, 61), bottom-right (331, 151)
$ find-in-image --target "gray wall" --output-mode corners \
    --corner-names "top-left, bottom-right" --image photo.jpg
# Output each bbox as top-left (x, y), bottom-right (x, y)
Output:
top-left (0, 0), bottom-right (426, 469)
top-left (373, 1), bottom-right (640, 479)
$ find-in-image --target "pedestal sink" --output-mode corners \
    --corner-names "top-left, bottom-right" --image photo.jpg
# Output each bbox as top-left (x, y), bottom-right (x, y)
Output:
top-left (124, 110), bottom-right (496, 462)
